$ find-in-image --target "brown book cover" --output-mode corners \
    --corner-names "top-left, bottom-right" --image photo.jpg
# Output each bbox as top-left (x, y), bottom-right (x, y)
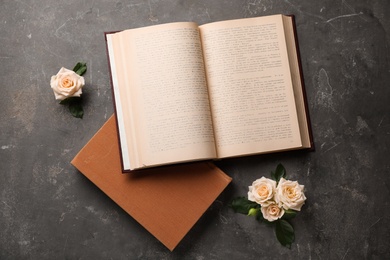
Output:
top-left (71, 115), bottom-right (232, 251)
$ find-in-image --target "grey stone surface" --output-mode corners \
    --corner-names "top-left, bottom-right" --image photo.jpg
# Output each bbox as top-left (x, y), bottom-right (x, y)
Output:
top-left (1, 0), bottom-right (390, 259)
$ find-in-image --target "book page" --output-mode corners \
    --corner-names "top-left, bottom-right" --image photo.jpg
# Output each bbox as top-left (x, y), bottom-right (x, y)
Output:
top-left (282, 16), bottom-right (311, 148)
top-left (108, 22), bottom-right (216, 169)
top-left (199, 15), bottom-right (303, 158)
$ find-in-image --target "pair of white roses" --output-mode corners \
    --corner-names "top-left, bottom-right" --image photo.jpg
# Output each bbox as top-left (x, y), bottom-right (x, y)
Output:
top-left (248, 177), bottom-right (306, 222)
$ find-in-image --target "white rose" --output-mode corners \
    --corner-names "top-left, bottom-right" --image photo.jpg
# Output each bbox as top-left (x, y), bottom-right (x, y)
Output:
top-left (275, 178), bottom-right (306, 211)
top-left (248, 177), bottom-right (276, 205)
top-left (50, 67), bottom-right (85, 100)
top-left (261, 201), bottom-right (285, 222)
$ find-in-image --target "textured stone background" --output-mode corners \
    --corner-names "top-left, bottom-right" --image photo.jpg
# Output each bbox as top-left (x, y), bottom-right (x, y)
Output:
top-left (1, 0), bottom-right (389, 259)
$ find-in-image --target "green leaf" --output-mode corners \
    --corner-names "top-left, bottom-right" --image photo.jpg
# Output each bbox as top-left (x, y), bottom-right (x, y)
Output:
top-left (255, 209), bottom-right (265, 221)
top-left (272, 163), bottom-right (286, 182)
top-left (60, 97), bottom-right (83, 118)
top-left (275, 219), bottom-right (295, 248)
top-left (69, 101), bottom-right (84, 118)
top-left (73, 62), bottom-right (87, 76)
top-left (230, 197), bottom-right (259, 215)
top-left (282, 209), bottom-right (298, 220)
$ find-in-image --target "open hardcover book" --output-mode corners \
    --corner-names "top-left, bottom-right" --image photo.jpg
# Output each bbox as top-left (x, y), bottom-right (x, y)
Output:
top-left (106, 14), bottom-right (313, 171)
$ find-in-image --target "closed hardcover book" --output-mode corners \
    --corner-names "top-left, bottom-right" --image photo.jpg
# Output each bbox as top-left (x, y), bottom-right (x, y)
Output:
top-left (71, 115), bottom-right (232, 251)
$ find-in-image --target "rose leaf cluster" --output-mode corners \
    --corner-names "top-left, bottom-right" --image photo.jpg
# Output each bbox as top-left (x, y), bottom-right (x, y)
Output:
top-left (230, 164), bottom-right (307, 248)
